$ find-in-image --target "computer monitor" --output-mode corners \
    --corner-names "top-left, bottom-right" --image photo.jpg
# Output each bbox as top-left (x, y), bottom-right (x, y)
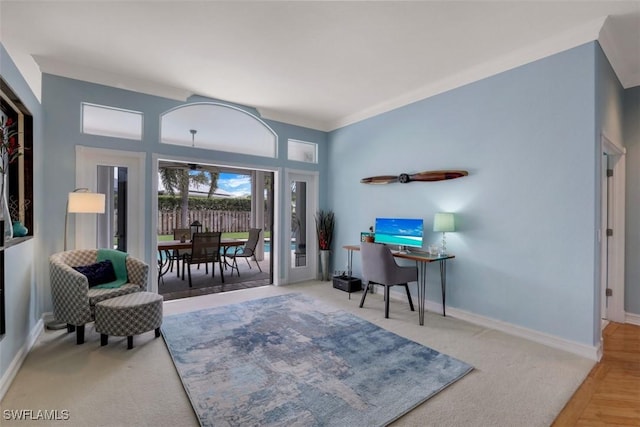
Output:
top-left (374, 217), bottom-right (424, 248)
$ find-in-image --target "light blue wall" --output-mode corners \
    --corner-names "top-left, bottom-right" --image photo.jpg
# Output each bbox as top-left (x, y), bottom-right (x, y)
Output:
top-left (328, 43), bottom-right (600, 346)
top-left (595, 43), bottom-right (625, 146)
top-left (624, 85), bottom-right (640, 315)
top-left (41, 74), bottom-right (328, 309)
top-left (2, 36), bottom-right (633, 368)
top-left (0, 44), bottom-right (43, 385)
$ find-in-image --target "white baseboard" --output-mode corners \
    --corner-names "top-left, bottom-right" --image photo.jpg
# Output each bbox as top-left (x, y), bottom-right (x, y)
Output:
top-left (0, 318), bottom-right (44, 401)
top-left (446, 305), bottom-right (600, 361)
top-left (382, 286), bottom-right (600, 361)
top-left (626, 312), bottom-right (640, 326)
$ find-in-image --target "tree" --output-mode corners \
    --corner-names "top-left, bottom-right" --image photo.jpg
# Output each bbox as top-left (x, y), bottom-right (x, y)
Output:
top-left (159, 166), bottom-right (219, 227)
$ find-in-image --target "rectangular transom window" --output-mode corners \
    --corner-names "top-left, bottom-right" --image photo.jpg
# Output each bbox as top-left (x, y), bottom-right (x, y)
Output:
top-left (288, 139), bottom-right (317, 163)
top-left (81, 103), bottom-right (143, 140)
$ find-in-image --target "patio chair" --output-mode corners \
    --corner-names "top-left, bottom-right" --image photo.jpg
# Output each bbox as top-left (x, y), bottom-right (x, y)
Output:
top-left (182, 231), bottom-right (224, 286)
top-left (226, 228), bottom-right (263, 276)
top-left (49, 249), bottom-right (149, 344)
top-left (170, 228), bottom-right (191, 277)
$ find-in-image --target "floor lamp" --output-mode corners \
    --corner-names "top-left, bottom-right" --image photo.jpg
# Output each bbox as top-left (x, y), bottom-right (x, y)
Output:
top-left (47, 188), bottom-right (106, 330)
top-left (64, 188), bottom-right (106, 251)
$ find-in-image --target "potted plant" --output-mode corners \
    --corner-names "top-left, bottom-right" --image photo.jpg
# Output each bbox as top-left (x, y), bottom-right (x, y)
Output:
top-left (364, 225), bottom-right (375, 242)
top-left (315, 209), bottom-right (335, 280)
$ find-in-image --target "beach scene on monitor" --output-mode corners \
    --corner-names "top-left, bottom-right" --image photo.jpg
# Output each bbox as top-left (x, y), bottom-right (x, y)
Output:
top-left (374, 218), bottom-right (424, 248)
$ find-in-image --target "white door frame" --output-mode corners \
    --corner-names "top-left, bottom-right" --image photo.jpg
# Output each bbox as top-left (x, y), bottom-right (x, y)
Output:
top-left (284, 169), bottom-right (319, 284)
top-left (75, 146), bottom-right (146, 259)
top-left (599, 133), bottom-right (626, 325)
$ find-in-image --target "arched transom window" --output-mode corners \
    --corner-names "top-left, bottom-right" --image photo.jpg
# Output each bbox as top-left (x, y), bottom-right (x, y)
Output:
top-left (160, 102), bottom-right (277, 158)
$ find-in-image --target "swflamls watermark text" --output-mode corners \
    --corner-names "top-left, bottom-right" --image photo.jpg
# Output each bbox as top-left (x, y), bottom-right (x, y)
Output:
top-left (3, 409), bottom-right (70, 421)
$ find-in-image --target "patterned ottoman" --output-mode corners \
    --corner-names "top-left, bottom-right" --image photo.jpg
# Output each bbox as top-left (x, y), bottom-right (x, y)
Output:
top-left (95, 291), bottom-right (163, 349)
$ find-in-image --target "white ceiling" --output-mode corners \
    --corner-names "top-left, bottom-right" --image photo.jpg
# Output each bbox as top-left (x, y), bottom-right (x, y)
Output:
top-left (1, 1), bottom-right (639, 131)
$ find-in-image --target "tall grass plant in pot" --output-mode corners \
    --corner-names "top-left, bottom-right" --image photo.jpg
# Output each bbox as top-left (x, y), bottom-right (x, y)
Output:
top-left (315, 210), bottom-right (335, 281)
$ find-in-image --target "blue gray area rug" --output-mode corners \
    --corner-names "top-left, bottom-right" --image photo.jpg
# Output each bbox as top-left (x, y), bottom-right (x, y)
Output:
top-left (162, 293), bottom-right (473, 427)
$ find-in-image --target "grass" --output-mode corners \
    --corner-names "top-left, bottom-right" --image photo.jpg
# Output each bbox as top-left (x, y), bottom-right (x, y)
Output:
top-left (158, 231), bottom-right (271, 241)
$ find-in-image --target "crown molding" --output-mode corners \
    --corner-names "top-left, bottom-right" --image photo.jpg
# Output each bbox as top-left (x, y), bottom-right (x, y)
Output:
top-left (33, 55), bottom-right (192, 101)
top-left (598, 15), bottom-right (640, 89)
top-left (1, 43), bottom-right (43, 103)
top-left (9, 12), bottom-right (634, 133)
top-left (626, 72), bottom-right (640, 89)
top-left (329, 16), bottom-right (607, 131)
top-left (257, 108), bottom-right (329, 132)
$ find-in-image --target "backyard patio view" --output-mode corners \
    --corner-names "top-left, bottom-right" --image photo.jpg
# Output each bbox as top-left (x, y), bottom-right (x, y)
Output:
top-left (158, 230), bottom-right (273, 301)
top-left (156, 164), bottom-right (274, 301)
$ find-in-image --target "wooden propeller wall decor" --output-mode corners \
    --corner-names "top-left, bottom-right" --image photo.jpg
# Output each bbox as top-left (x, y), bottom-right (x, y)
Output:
top-left (360, 170), bottom-right (468, 184)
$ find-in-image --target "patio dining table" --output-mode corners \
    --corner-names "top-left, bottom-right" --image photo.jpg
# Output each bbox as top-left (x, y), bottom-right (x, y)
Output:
top-left (157, 239), bottom-right (245, 284)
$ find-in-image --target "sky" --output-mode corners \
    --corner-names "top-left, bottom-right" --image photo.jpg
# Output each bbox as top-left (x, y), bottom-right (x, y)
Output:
top-left (158, 172), bottom-right (252, 198)
top-left (216, 173), bottom-right (251, 197)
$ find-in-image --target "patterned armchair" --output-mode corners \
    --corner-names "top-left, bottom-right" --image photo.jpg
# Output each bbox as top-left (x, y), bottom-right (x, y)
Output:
top-left (49, 249), bottom-right (149, 344)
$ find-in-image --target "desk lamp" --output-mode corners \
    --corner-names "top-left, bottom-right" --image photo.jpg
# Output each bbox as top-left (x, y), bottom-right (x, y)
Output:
top-left (433, 213), bottom-right (455, 255)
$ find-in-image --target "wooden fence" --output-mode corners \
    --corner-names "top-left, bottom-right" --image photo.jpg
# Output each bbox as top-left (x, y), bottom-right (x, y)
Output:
top-left (158, 210), bottom-right (252, 235)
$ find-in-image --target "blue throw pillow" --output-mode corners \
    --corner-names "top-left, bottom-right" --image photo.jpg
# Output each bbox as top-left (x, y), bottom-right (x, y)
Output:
top-left (73, 260), bottom-right (117, 288)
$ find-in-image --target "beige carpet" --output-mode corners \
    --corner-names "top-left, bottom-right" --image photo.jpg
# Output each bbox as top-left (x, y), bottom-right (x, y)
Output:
top-left (0, 282), bottom-right (593, 426)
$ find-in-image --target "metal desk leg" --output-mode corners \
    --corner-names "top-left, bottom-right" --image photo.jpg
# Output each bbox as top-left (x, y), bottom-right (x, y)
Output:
top-left (416, 261), bottom-right (427, 326)
top-left (440, 260), bottom-right (447, 317)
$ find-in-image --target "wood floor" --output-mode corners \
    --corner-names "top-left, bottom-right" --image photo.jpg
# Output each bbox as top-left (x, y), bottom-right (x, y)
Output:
top-left (553, 322), bottom-right (640, 426)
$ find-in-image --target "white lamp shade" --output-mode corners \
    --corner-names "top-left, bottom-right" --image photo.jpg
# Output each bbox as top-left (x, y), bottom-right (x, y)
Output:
top-left (68, 192), bottom-right (106, 214)
top-left (433, 212), bottom-right (455, 232)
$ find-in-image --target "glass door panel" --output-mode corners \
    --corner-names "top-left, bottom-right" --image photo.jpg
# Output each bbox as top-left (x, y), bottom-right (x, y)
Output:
top-left (287, 171), bottom-right (317, 283)
top-left (97, 166), bottom-right (128, 251)
top-left (291, 180), bottom-right (307, 268)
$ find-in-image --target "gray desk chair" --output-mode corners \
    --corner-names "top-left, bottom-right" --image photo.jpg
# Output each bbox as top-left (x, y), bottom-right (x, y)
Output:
top-left (359, 242), bottom-right (416, 318)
